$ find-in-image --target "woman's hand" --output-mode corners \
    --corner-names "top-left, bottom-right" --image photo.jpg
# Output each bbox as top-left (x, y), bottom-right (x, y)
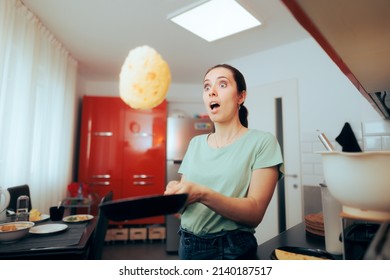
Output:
top-left (164, 179), bottom-right (207, 205)
top-left (164, 180), bottom-right (180, 195)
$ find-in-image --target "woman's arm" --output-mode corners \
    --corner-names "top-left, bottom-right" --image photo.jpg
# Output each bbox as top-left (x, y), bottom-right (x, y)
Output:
top-left (164, 166), bottom-right (279, 227)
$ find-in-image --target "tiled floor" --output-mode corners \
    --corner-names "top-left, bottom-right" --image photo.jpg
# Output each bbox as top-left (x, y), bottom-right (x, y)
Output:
top-left (102, 241), bottom-right (180, 260)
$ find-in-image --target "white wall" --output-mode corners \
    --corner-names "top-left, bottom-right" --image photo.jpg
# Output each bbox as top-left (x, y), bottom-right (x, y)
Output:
top-left (229, 38), bottom-right (382, 136)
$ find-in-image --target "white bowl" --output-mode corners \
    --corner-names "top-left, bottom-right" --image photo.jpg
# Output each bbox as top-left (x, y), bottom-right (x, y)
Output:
top-left (0, 221), bottom-right (35, 243)
top-left (319, 151), bottom-right (390, 221)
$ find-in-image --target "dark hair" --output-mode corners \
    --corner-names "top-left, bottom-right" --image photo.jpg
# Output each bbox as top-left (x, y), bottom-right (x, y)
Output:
top-left (204, 64), bottom-right (248, 127)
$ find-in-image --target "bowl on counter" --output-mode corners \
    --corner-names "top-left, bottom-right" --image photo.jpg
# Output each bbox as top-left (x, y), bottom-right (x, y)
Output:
top-left (0, 221), bottom-right (35, 243)
top-left (318, 151), bottom-right (390, 221)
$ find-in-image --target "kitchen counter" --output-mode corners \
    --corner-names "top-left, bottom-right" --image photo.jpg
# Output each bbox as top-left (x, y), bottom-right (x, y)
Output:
top-left (256, 222), bottom-right (339, 260)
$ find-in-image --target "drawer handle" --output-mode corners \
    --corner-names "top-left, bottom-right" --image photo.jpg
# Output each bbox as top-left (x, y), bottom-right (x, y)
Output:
top-left (91, 174), bottom-right (111, 179)
top-left (133, 181), bottom-right (153, 186)
top-left (93, 132), bottom-right (113, 137)
top-left (133, 174), bottom-right (153, 179)
top-left (89, 181), bottom-right (110, 186)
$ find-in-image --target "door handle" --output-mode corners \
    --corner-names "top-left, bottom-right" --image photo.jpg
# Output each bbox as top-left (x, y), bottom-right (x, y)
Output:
top-left (91, 174), bottom-right (111, 179)
top-left (284, 174), bottom-right (298, 178)
top-left (89, 181), bottom-right (110, 186)
top-left (93, 132), bottom-right (113, 137)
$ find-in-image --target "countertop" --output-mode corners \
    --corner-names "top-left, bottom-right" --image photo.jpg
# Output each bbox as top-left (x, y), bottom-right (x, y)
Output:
top-left (256, 222), bottom-right (338, 260)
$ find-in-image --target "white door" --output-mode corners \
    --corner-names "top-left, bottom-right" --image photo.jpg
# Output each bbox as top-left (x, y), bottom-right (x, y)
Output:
top-left (246, 79), bottom-right (303, 245)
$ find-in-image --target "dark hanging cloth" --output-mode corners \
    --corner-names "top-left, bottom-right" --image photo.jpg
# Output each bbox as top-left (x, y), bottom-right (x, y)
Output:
top-left (335, 122), bottom-right (362, 152)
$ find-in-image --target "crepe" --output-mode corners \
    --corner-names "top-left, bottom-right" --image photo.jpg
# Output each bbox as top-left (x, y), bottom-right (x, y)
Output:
top-left (119, 45), bottom-right (171, 109)
top-left (275, 249), bottom-right (329, 260)
top-left (304, 212), bottom-right (325, 236)
top-left (29, 208), bottom-right (41, 222)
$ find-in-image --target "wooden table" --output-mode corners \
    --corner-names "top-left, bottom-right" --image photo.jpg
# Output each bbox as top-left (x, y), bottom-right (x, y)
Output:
top-left (0, 218), bottom-right (96, 260)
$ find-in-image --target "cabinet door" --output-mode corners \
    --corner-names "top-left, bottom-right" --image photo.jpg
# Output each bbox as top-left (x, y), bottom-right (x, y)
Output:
top-left (122, 101), bottom-right (167, 224)
top-left (78, 96), bottom-right (124, 200)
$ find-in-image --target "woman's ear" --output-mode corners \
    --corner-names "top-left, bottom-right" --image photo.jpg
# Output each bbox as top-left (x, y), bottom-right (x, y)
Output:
top-left (239, 90), bottom-right (247, 104)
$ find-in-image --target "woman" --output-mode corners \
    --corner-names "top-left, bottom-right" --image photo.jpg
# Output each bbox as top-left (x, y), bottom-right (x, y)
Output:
top-left (165, 64), bottom-right (283, 260)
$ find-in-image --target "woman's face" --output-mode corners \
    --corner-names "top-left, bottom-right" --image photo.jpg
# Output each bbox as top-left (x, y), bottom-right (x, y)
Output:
top-left (203, 67), bottom-right (245, 124)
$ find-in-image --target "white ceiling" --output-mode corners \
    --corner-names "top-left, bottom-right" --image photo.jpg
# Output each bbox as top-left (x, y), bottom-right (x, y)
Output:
top-left (21, 0), bottom-right (310, 84)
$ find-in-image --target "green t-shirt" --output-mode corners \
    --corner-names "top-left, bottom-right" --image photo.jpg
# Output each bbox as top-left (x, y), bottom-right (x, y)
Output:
top-left (178, 129), bottom-right (284, 235)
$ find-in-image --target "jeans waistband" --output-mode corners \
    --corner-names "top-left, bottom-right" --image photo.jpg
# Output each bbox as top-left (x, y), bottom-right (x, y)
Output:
top-left (179, 226), bottom-right (252, 241)
top-left (178, 226), bottom-right (258, 260)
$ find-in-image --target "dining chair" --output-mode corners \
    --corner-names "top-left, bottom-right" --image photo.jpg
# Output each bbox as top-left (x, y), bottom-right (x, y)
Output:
top-left (7, 184), bottom-right (32, 212)
top-left (87, 191), bottom-right (113, 260)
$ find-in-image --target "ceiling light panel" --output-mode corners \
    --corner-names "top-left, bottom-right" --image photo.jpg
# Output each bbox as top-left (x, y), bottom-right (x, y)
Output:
top-left (170, 0), bottom-right (261, 42)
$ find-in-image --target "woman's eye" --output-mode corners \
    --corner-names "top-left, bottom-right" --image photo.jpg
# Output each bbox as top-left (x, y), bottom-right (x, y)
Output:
top-left (204, 85), bottom-right (210, 91)
top-left (220, 82), bottom-right (227, 88)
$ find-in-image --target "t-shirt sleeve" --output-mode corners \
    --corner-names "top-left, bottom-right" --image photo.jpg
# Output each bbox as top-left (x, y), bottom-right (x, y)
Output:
top-left (178, 137), bottom-right (196, 175)
top-left (252, 132), bottom-right (284, 179)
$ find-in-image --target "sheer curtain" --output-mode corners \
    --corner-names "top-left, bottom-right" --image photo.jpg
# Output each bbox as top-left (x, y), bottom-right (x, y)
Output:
top-left (0, 0), bottom-right (78, 212)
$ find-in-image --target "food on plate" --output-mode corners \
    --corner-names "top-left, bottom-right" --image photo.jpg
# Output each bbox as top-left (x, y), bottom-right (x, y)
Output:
top-left (65, 215), bottom-right (91, 222)
top-left (275, 249), bottom-right (329, 260)
top-left (0, 224), bottom-right (17, 232)
top-left (119, 45), bottom-right (171, 109)
top-left (29, 208), bottom-right (41, 222)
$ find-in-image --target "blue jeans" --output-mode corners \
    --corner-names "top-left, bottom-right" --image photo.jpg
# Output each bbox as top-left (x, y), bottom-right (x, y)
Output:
top-left (178, 227), bottom-right (258, 260)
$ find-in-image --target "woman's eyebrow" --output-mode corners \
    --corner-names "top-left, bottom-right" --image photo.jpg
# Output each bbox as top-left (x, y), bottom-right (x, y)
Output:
top-left (203, 76), bottom-right (229, 83)
top-left (216, 75), bottom-right (229, 80)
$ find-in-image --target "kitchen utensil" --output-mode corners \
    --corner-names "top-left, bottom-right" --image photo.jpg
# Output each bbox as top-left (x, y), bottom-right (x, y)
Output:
top-left (16, 195), bottom-right (29, 221)
top-left (0, 221), bottom-right (35, 243)
top-left (0, 187), bottom-right (10, 220)
top-left (270, 246), bottom-right (335, 260)
top-left (304, 212), bottom-right (324, 237)
top-left (99, 194), bottom-right (187, 221)
top-left (335, 122), bottom-right (362, 152)
top-left (343, 223), bottom-right (379, 259)
top-left (49, 206), bottom-right (65, 221)
top-left (29, 223), bottom-right (68, 235)
top-left (62, 214), bottom-right (93, 223)
top-left (364, 222), bottom-right (390, 260)
top-left (321, 186), bottom-right (343, 254)
top-left (317, 130), bottom-right (334, 151)
top-left (318, 151), bottom-right (390, 220)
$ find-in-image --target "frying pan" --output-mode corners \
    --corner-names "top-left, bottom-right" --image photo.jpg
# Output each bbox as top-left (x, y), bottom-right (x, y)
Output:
top-left (99, 194), bottom-right (187, 221)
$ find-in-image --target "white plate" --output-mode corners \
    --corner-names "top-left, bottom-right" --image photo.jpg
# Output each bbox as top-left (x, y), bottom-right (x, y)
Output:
top-left (29, 214), bottom-right (50, 223)
top-left (62, 214), bottom-right (94, 223)
top-left (29, 224), bottom-right (68, 235)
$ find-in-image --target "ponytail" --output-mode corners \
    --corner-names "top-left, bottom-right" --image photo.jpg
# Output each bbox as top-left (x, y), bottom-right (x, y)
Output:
top-left (239, 104), bottom-right (248, 128)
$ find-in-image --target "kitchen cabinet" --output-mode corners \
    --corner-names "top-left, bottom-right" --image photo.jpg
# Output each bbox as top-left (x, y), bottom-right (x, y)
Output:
top-left (78, 96), bottom-right (167, 224)
top-left (78, 96), bottom-right (124, 201)
top-left (282, 0), bottom-right (390, 118)
top-left (122, 102), bottom-right (167, 224)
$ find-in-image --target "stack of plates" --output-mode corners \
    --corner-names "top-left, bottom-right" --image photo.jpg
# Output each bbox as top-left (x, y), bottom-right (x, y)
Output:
top-left (305, 212), bottom-right (324, 237)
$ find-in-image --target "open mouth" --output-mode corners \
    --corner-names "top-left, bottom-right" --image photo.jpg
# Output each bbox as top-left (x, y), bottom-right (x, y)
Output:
top-left (210, 102), bottom-right (220, 110)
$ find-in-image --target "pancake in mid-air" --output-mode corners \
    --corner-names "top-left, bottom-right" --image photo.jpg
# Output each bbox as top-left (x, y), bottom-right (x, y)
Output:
top-left (119, 45), bottom-right (171, 109)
